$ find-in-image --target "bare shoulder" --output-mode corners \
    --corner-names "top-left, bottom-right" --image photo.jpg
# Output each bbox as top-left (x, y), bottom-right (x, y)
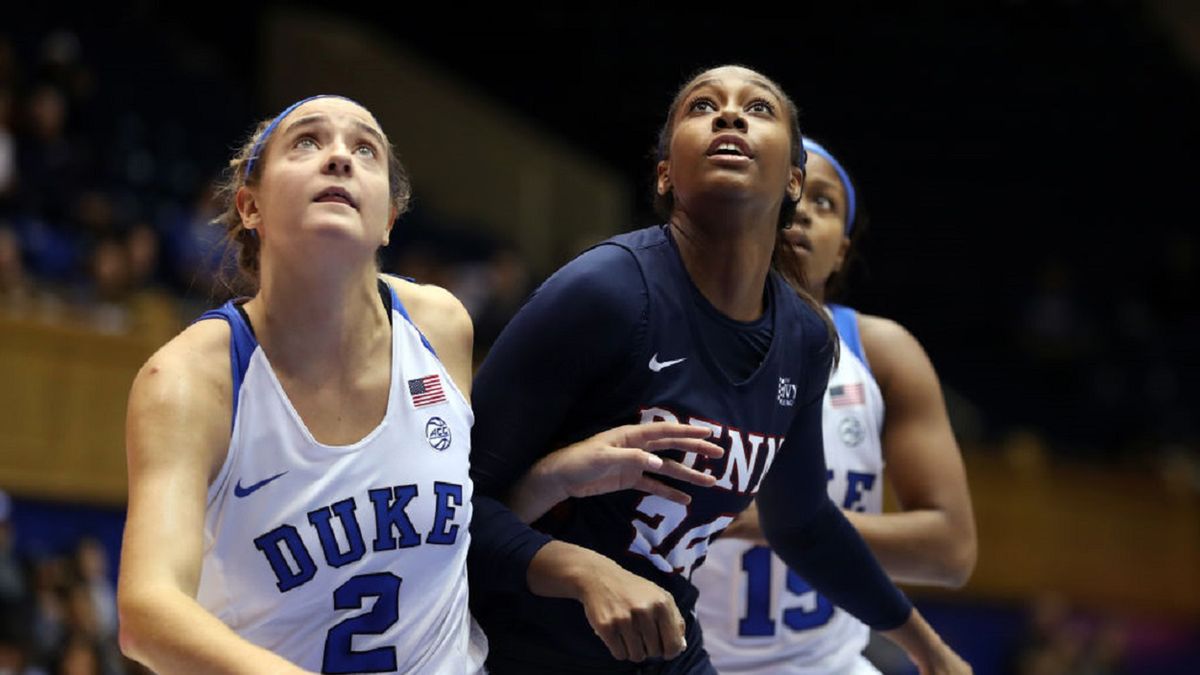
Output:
top-left (856, 312), bottom-right (941, 398)
top-left (383, 276), bottom-right (474, 392)
top-left (136, 318), bottom-right (233, 393)
top-left (856, 312), bottom-right (917, 346)
top-left (857, 314), bottom-right (933, 379)
top-left (128, 318), bottom-right (234, 472)
top-left (384, 276), bottom-right (472, 343)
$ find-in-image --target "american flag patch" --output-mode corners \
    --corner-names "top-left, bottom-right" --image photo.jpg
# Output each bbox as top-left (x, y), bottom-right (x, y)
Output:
top-left (829, 383), bottom-right (865, 408)
top-left (408, 374), bottom-right (446, 408)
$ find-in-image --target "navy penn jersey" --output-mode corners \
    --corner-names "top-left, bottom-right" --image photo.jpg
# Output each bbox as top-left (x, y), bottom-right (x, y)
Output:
top-left (469, 225), bottom-right (909, 674)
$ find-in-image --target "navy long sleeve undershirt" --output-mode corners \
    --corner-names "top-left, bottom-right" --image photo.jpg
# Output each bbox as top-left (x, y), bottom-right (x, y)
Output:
top-left (468, 239), bottom-right (912, 639)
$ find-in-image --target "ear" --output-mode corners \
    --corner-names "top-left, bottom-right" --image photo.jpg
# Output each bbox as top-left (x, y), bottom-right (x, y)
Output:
top-left (383, 205), bottom-right (400, 247)
top-left (831, 234), bottom-right (852, 273)
top-left (235, 186), bottom-right (261, 234)
top-left (787, 166), bottom-right (805, 203)
top-left (656, 159), bottom-right (671, 197)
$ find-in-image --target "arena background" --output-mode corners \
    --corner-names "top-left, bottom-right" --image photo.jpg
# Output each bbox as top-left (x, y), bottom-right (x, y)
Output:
top-left (1, 2), bottom-right (1197, 673)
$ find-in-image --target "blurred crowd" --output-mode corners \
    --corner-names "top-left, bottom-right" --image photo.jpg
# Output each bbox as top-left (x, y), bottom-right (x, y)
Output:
top-left (0, 31), bottom-right (533, 355)
top-left (1, 20), bottom-right (1197, 675)
top-left (0, 492), bottom-right (147, 675)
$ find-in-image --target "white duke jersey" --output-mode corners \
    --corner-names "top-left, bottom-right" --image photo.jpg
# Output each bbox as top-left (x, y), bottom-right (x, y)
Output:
top-left (693, 304), bottom-right (886, 675)
top-left (194, 279), bottom-right (485, 675)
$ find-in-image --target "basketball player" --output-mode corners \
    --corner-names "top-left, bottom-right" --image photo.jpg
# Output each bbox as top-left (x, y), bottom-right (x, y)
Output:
top-left (691, 138), bottom-right (977, 674)
top-left (115, 94), bottom-right (719, 675)
top-left (467, 66), bottom-right (971, 674)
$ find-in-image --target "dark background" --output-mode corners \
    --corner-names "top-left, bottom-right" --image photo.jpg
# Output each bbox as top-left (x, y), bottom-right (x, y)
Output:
top-left (5, 2), bottom-right (1196, 452)
top-left (2, 3), bottom-right (1199, 674)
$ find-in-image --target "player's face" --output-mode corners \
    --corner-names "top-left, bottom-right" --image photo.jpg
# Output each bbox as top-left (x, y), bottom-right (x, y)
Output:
top-left (784, 153), bottom-right (850, 293)
top-left (658, 66), bottom-right (801, 221)
top-left (247, 97), bottom-right (394, 254)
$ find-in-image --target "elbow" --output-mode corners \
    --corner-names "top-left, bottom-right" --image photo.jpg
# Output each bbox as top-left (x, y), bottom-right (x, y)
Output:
top-left (938, 533), bottom-right (978, 589)
top-left (117, 592), bottom-right (155, 665)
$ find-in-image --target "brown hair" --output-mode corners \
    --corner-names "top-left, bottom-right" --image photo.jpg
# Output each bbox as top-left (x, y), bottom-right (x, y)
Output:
top-left (652, 66), bottom-right (837, 355)
top-left (212, 104), bottom-right (412, 295)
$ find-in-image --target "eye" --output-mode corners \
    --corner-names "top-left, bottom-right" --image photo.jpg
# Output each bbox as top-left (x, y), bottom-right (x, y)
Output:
top-left (813, 195), bottom-right (836, 211)
top-left (354, 143), bottom-right (377, 159)
top-left (293, 135), bottom-right (319, 151)
top-left (747, 99), bottom-right (775, 115)
top-left (687, 97), bottom-right (717, 113)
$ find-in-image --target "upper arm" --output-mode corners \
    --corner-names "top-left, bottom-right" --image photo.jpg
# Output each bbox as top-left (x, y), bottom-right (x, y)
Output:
top-left (120, 323), bottom-right (233, 601)
top-left (757, 311), bottom-right (836, 534)
top-left (859, 315), bottom-right (974, 526)
top-left (389, 279), bottom-right (474, 399)
top-left (470, 244), bottom-right (647, 496)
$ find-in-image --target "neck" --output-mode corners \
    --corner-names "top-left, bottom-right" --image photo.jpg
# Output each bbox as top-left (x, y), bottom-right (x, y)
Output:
top-left (245, 260), bottom-right (388, 379)
top-left (669, 201), bottom-right (779, 322)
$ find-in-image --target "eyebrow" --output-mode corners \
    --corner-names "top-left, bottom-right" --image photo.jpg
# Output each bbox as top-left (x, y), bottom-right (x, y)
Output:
top-left (806, 176), bottom-right (845, 193)
top-left (283, 114), bottom-right (387, 148)
top-left (681, 77), bottom-right (782, 102)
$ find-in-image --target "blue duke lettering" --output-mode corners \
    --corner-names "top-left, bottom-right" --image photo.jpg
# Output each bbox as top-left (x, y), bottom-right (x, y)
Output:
top-left (252, 482), bottom-right (465, 592)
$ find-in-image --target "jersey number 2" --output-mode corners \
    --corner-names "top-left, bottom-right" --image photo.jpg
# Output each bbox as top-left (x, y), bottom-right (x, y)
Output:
top-left (738, 546), bottom-right (833, 637)
top-left (323, 572), bottom-right (402, 674)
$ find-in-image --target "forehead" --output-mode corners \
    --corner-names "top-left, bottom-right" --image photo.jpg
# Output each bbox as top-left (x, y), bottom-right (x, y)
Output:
top-left (804, 154), bottom-right (846, 193)
top-left (281, 97), bottom-right (383, 135)
top-left (681, 66), bottom-right (782, 100)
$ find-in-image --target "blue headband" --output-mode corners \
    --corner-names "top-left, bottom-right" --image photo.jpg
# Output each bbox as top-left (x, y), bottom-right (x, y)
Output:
top-left (243, 94), bottom-right (359, 179)
top-left (802, 138), bottom-right (857, 234)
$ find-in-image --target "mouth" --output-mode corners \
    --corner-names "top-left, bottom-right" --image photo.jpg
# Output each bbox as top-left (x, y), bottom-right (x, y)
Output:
top-left (313, 186), bottom-right (358, 210)
top-left (786, 230), bottom-right (813, 253)
top-left (706, 135), bottom-right (754, 160)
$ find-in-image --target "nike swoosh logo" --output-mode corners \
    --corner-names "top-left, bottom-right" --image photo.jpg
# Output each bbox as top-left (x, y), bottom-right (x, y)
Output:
top-left (234, 471), bottom-right (288, 498)
top-left (648, 353), bottom-right (687, 372)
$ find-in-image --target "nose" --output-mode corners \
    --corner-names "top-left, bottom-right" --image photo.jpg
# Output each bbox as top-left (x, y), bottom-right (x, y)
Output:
top-left (323, 143), bottom-right (353, 177)
top-left (792, 202), bottom-right (812, 227)
top-left (712, 106), bottom-right (747, 132)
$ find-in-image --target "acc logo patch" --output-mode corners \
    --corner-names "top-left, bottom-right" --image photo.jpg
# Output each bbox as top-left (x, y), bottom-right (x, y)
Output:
top-left (838, 416), bottom-right (865, 447)
top-left (425, 417), bottom-right (452, 451)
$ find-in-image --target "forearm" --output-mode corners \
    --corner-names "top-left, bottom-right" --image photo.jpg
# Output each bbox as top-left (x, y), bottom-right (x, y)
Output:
top-left (762, 499), bottom-right (912, 631)
top-left (526, 539), bottom-right (612, 600)
top-left (507, 459), bottom-right (567, 524)
top-left (468, 493), bottom-right (554, 594)
top-left (844, 509), bottom-right (976, 587)
top-left (879, 607), bottom-right (960, 672)
top-left (119, 585), bottom-right (310, 675)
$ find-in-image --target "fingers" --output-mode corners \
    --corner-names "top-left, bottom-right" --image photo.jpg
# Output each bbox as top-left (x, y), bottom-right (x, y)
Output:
top-left (617, 616), bottom-right (647, 662)
top-left (646, 457), bottom-right (718, 488)
top-left (656, 600), bottom-right (687, 659)
top-left (622, 422), bottom-right (718, 446)
top-left (633, 606), bottom-right (662, 660)
top-left (593, 621), bottom-right (628, 662)
top-left (643, 436), bottom-right (724, 459)
top-left (633, 475), bottom-right (692, 505)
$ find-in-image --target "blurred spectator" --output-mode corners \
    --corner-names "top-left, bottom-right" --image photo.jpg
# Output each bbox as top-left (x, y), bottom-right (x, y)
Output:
top-left (0, 87), bottom-right (15, 203)
top-left (470, 246), bottom-right (531, 361)
top-left (72, 541), bottom-right (114, 642)
top-left (0, 492), bottom-right (27, 610)
top-left (1012, 594), bottom-right (1129, 675)
top-left (81, 236), bottom-right (131, 334)
top-left (17, 84), bottom-right (85, 231)
top-left (54, 636), bottom-right (99, 675)
top-left (0, 226), bottom-right (33, 312)
top-left (28, 557), bottom-right (68, 668)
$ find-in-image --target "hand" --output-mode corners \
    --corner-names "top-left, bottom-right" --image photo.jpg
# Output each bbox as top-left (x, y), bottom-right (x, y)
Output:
top-left (539, 422), bottom-right (724, 505)
top-left (576, 556), bottom-right (687, 662)
top-left (882, 609), bottom-right (972, 675)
